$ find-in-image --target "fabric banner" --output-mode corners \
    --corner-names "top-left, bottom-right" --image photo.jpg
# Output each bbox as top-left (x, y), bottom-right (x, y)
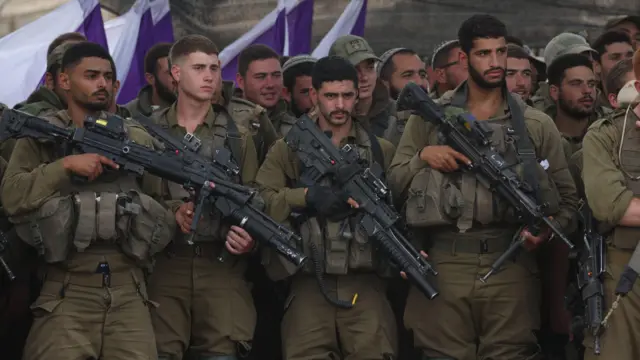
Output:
top-left (0, 0), bottom-right (107, 107)
top-left (283, 0), bottom-right (314, 56)
top-left (311, 0), bottom-right (368, 58)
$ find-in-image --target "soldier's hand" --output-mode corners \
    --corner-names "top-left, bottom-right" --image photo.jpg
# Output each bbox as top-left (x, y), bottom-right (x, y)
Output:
top-left (175, 202), bottom-right (195, 234)
top-left (62, 153), bottom-right (119, 181)
top-left (521, 225), bottom-right (552, 251)
top-left (226, 225), bottom-right (255, 255)
top-left (419, 145), bottom-right (471, 172)
top-left (400, 250), bottom-right (429, 280)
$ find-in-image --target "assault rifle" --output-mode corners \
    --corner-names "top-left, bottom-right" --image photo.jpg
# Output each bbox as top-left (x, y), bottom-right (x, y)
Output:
top-left (0, 109), bottom-right (307, 268)
top-left (575, 202), bottom-right (606, 355)
top-left (397, 82), bottom-right (573, 282)
top-left (285, 114), bottom-right (439, 301)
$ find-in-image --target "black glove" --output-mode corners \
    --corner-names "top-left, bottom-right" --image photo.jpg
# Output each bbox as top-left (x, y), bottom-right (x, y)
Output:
top-left (305, 185), bottom-right (353, 219)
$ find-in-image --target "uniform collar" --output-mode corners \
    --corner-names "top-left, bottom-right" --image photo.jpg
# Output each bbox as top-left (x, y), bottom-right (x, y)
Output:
top-left (166, 102), bottom-right (217, 128)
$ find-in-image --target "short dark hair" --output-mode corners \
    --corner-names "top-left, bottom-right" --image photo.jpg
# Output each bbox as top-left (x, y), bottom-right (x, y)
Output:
top-left (606, 58), bottom-right (634, 97)
top-left (170, 35), bottom-right (219, 66)
top-left (507, 44), bottom-right (530, 60)
top-left (311, 56), bottom-right (358, 90)
top-left (432, 41), bottom-right (460, 69)
top-left (458, 14), bottom-right (508, 54)
top-left (505, 35), bottom-right (525, 47)
top-left (280, 56), bottom-right (291, 67)
top-left (284, 62), bottom-right (315, 92)
top-left (547, 53), bottom-right (593, 86)
top-left (380, 49), bottom-right (418, 82)
top-left (237, 44), bottom-right (279, 77)
top-left (591, 31), bottom-right (632, 62)
top-left (47, 32), bottom-right (87, 56)
top-left (61, 42), bottom-right (114, 73)
top-left (144, 42), bottom-right (172, 75)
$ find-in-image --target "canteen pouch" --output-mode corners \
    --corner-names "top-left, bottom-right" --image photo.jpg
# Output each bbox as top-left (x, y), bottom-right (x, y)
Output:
top-left (405, 168), bottom-right (464, 227)
top-left (11, 196), bottom-right (76, 264)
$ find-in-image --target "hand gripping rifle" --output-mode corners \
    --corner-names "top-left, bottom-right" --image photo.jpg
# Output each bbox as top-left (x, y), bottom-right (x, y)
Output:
top-left (0, 110), bottom-right (307, 267)
top-left (285, 114), bottom-right (439, 301)
top-left (397, 82), bottom-right (573, 282)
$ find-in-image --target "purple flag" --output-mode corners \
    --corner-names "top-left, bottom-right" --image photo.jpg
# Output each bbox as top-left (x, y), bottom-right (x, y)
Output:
top-left (352, 0), bottom-right (368, 37)
top-left (78, 1), bottom-right (109, 50)
top-left (117, 8), bottom-right (155, 104)
top-left (286, 0), bottom-right (314, 56)
top-left (151, 0), bottom-right (174, 43)
top-left (221, 9), bottom-right (287, 81)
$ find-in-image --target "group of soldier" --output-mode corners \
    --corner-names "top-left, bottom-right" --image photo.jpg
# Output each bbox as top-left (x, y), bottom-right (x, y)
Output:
top-left (0, 10), bottom-right (639, 360)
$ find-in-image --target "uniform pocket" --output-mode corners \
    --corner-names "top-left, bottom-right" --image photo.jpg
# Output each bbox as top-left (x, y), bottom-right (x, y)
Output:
top-left (405, 168), bottom-right (463, 227)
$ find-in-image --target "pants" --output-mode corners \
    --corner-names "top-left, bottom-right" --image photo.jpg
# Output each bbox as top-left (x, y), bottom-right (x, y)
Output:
top-left (405, 248), bottom-right (542, 360)
top-left (148, 246), bottom-right (256, 360)
top-left (281, 273), bottom-right (397, 360)
top-left (22, 265), bottom-right (156, 360)
top-left (583, 246), bottom-right (640, 360)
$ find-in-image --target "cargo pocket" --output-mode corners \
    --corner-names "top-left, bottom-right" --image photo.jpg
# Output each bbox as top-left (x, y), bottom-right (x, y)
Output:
top-left (30, 280), bottom-right (65, 318)
top-left (405, 168), bottom-right (463, 227)
top-left (228, 280), bottom-right (257, 349)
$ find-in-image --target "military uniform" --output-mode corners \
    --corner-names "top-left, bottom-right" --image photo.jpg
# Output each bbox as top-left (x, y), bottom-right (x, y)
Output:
top-left (354, 79), bottom-right (396, 138)
top-left (147, 103), bottom-right (259, 360)
top-left (388, 82), bottom-right (578, 360)
top-left (384, 102), bottom-right (413, 148)
top-left (269, 99), bottom-right (298, 137)
top-left (227, 96), bottom-right (279, 164)
top-left (124, 84), bottom-right (171, 118)
top-left (582, 107), bottom-right (640, 359)
top-left (256, 120), bottom-right (398, 360)
top-left (0, 110), bottom-right (175, 360)
top-left (531, 82), bottom-right (611, 124)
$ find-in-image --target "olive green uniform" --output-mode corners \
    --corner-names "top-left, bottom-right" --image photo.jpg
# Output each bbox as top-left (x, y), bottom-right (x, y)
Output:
top-left (227, 97), bottom-right (279, 164)
top-left (383, 103), bottom-right (411, 148)
top-left (355, 80), bottom-right (396, 138)
top-left (531, 82), bottom-right (611, 123)
top-left (124, 84), bottom-right (171, 118)
top-left (269, 99), bottom-right (298, 137)
top-left (147, 103), bottom-right (259, 360)
top-left (256, 120), bottom-right (398, 360)
top-left (388, 83), bottom-right (579, 360)
top-left (1, 110), bottom-right (175, 360)
top-left (582, 107), bottom-right (640, 360)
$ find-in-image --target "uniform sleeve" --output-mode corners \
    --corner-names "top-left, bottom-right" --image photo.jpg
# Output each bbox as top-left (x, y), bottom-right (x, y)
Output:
top-left (526, 110), bottom-right (579, 233)
top-left (259, 112), bottom-right (279, 159)
top-left (582, 123), bottom-right (633, 225)
top-left (256, 139), bottom-right (305, 223)
top-left (388, 114), bottom-right (433, 201)
top-left (239, 127), bottom-right (260, 185)
top-left (1, 138), bottom-right (71, 216)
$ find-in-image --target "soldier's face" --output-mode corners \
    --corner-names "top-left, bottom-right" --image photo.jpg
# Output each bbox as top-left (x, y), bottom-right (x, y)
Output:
top-left (388, 53), bottom-right (427, 99)
top-left (506, 57), bottom-right (533, 100)
top-left (464, 38), bottom-right (507, 89)
top-left (238, 58), bottom-right (283, 109)
top-left (355, 59), bottom-right (377, 99)
top-left (311, 80), bottom-right (357, 126)
top-left (291, 75), bottom-right (313, 115)
top-left (153, 57), bottom-right (177, 103)
top-left (435, 47), bottom-right (467, 91)
top-left (171, 52), bottom-right (219, 102)
top-left (60, 57), bottom-right (113, 112)
top-left (551, 66), bottom-right (597, 118)
top-left (600, 41), bottom-right (634, 80)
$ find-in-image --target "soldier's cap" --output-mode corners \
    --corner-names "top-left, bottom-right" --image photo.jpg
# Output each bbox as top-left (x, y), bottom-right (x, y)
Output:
top-left (46, 42), bottom-right (75, 72)
top-left (329, 35), bottom-right (380, 67)
top-left (377, 47), bottom-right (413, 77)
top-left (431, 40), bottom-right (460, 69)
top-left (634, 48), bottom-right (640, 81)
top-left (543, 32), bottom-right (597, 67)
top-left (605, 15), bottom-right (640, 31)
top-left (282, 55), bottom-right (317, 74)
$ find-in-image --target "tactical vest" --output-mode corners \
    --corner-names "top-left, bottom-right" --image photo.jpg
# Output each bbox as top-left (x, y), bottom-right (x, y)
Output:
top-left (153, 106), bottom-right (242, 243)
top-left (607, 110), bottom-right (640, 250)
top-left (296, 123), bottom-right (391, 276)
top-left (9, 113), bottom-right (174, 267)
top-left (228, 97), bottom-right (268, 153)
top-left (405, 94), bottom-right (561, 238)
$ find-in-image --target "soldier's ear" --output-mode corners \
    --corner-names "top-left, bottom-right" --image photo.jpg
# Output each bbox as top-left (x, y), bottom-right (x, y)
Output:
top-left (309, 87), bottom-right (318, 106)
top-left (145, 72), bottom-right (155, 86)
top-left (281, 87), bottom-right (291, 102)
top-left (459, 51), bottom-right (468, 67)
top-left (236, 73), bottom-right (245, 91)
top-left (170, 64), bottom-right (180, 83)
top-left (608, 92), bottom-right (619, 109)
top-left (44, 72), bottom-right (55, 90)
top-left (58, 71), bottom-right (71, 91)
top-left (549, 84), bottom-right (560, 102)
top-left (635, 80), bottom-right (640, 94)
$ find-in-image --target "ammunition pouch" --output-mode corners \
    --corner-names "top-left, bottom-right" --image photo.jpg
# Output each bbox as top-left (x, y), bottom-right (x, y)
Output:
top-left (405, 168), bottom-right (463, 227)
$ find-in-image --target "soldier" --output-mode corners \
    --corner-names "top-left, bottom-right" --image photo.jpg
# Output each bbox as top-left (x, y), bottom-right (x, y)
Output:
top-left (146, 35), bottom-right (259, 360)
top-left (109, 79), bottom-right (134, 118)
top-left (282, 55), bottom-right (317, 119)
top-left (378, 47), bottom-right (427, 100)
top-left (430, 40), bottom-right (468, 98)
top-left (230, 45), bottom-right (280, 161)
top-left (125, 43), bottom-right (176, 118)
top-left (389, 15), bottom-right (578, 360)
top-left (329, 35), bottom-right (395, 137)
top-left (506, 44), bottom-right (535, 102)
top-left (604, 15), bottom-right (640, 49)
top-left (580, 48), bottom-right (640, 360)
top-left (256, 56), bottom-right (398, 360)
top-left (605, 58), bottom-right (636, 109)
top-left (0, 41), bottom-right (175, 360)
top-left (591, 31), bottom-right (634, 108)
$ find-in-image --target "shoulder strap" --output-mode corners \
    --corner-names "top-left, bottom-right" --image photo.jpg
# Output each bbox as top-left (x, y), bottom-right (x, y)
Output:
top-left (214, 104), bottom-right (243, 175)
top-left (364, 127), bottom-right (384, 174)
top-left (507, 92), bottom-right (541, 202)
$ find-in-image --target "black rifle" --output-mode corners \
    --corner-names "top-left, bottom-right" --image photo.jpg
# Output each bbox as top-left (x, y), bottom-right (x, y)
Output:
top-left (285, 114), bottom-right (439, 302)
top-left (0, 229), bottom-right (15, 281)
top-left (0, 109), bottom-right (307, 268)
top-left (397, 82), bottom-right (573, 282)
top-left (575, 202), bottom-right (605, 355)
